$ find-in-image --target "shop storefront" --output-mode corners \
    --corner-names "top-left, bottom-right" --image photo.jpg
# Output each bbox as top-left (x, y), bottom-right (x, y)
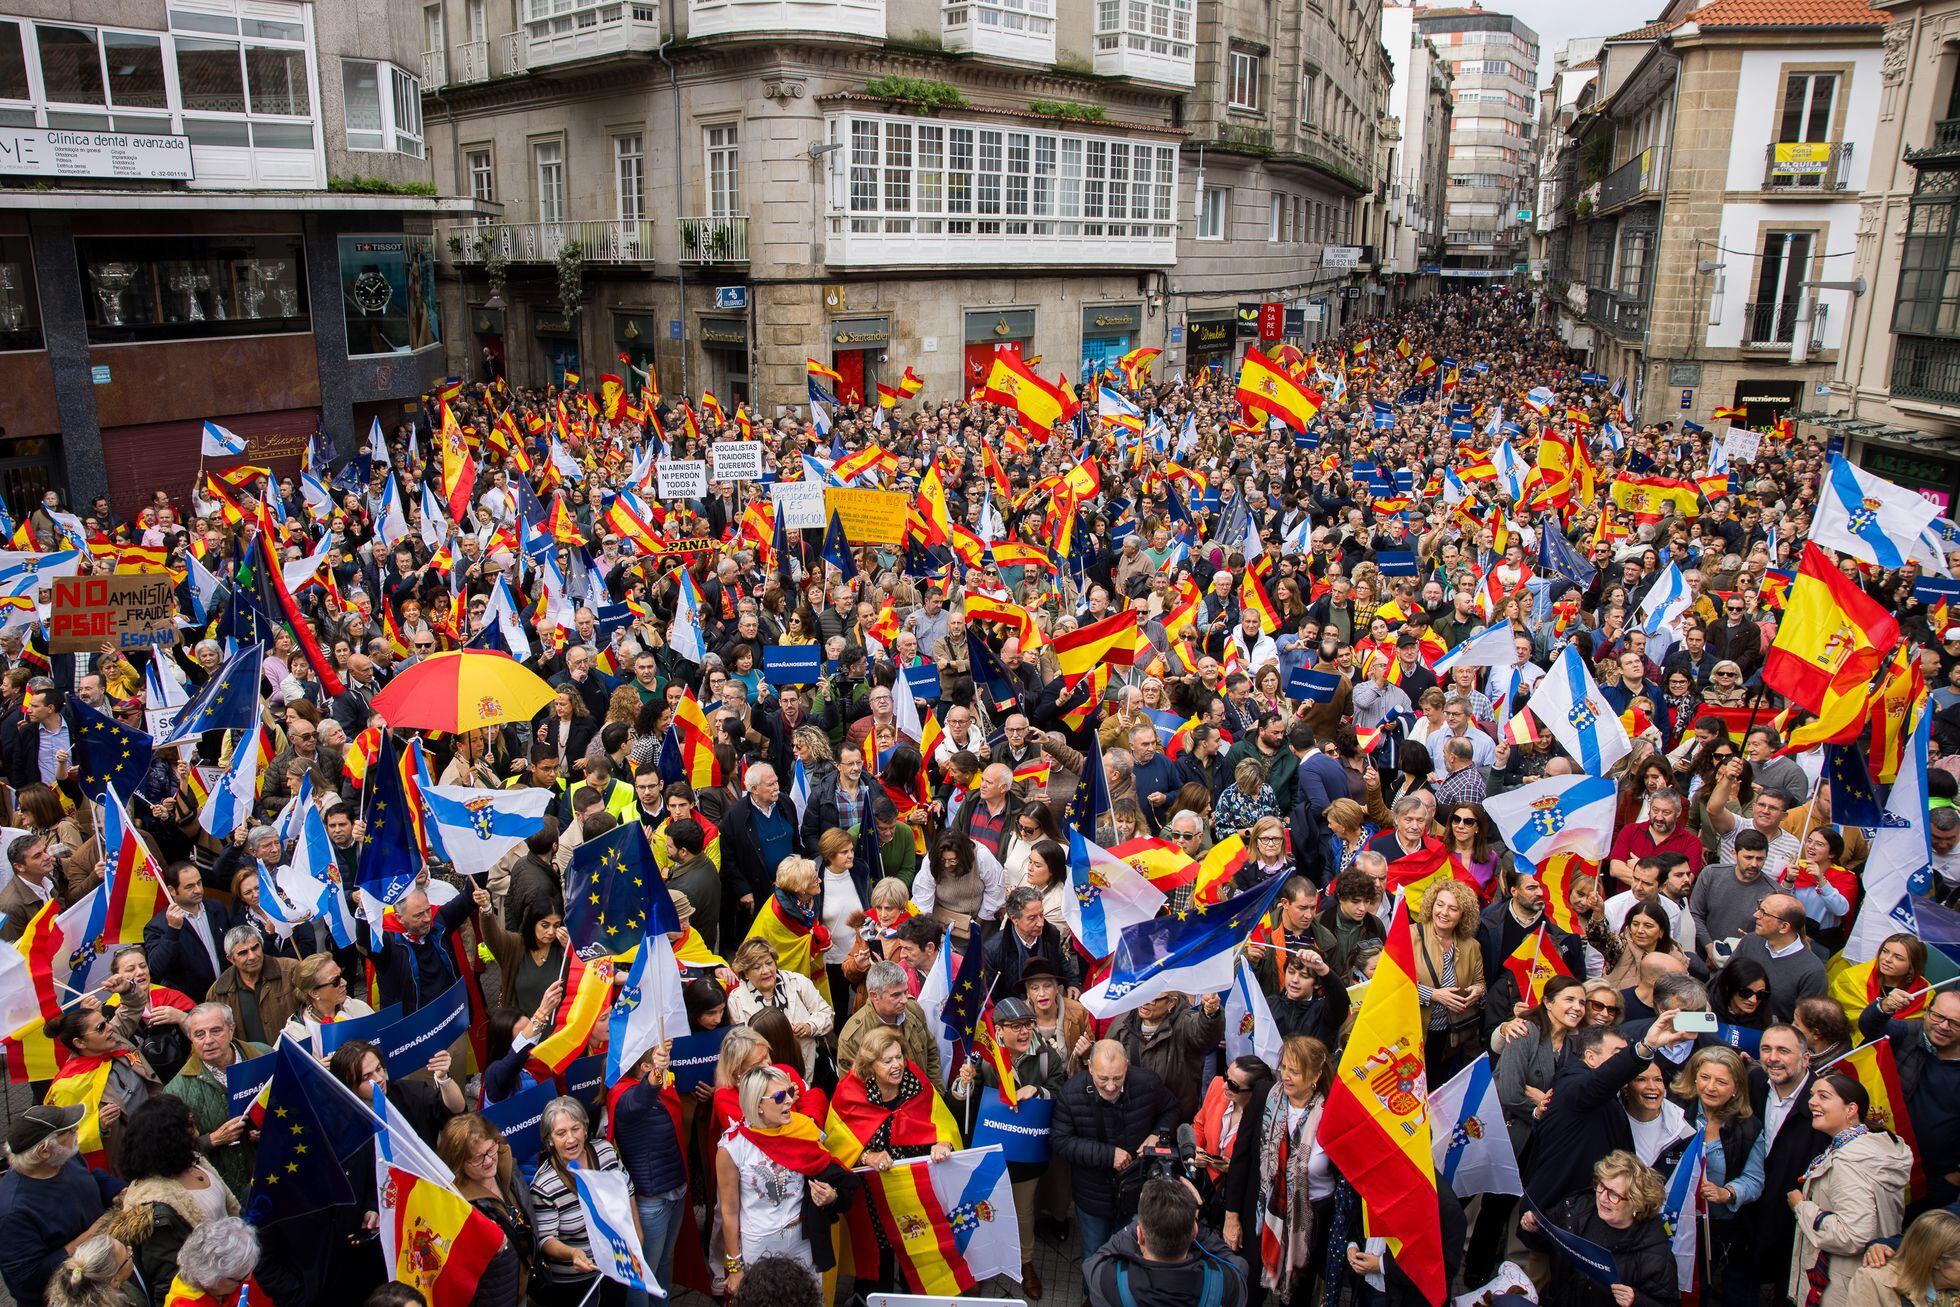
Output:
top-left (1731, 379), bottom-right (1803, 432)
top-left (1185, 313), bottom-right (1235, 375)
top-left (534, 311), bottom-right (579, 389)
top-left (699, 316), bottom-right (750, 404)
top-left (964, 309), bottom-right (1034, 389)
top-left (614, 313), bottom-right (655, 391)
top-left (470, 306), bottom-right (505, 384)
top-left (1860, 444), bottom-right (1960, 513)
top-left (1080, 304), bottom-right (1143, 379)
top-left (830, 316), bottom-right (890, 404)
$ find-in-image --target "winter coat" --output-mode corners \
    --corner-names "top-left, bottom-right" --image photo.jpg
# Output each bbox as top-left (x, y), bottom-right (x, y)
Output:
top-left (1788, 1129), bottom-right (1916, 1307)
top-left (1534, 1188), bottom-right (1678, 1307)
top-left (1084, 1223), bottom-right (1250, 1307)
top-left (1105, 1002), bottom-right (1226, 1123)
top-left (1051, 1065), bottom-right (1179, 1220)
top-left (107, 1172), bottom-right (239, 1307)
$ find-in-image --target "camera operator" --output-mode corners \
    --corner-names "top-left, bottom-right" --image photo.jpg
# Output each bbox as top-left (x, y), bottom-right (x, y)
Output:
top-left (1053, 1040), bottom-right (1179, 1290)
top-left (1084, 1176), bottom-right (1250, 1307)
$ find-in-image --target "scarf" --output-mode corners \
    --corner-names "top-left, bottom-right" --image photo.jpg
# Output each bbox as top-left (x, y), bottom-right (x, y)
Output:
top-left (1257, 1091), bottom-right (1325, 1297)
top-left (731, 1113), bottom-right (834, 1177)
top-left (1869, 968), bottom-right (1929, 1021)
top-left (826, 1062), bottom-right (948, 1168)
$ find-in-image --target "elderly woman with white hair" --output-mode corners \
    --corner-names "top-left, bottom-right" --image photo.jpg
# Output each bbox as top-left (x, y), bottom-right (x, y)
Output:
top-left (716, 1064), bottom-right (858, 1294)
top-left (164, 1217), bottom-right (258, 1307)
top-left (529, 1097), bottom-right (637, 1306)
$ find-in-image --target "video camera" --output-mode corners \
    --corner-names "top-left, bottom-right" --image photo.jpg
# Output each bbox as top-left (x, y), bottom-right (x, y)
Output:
top-left (1137, 1124), bottom-right (1201, 1183)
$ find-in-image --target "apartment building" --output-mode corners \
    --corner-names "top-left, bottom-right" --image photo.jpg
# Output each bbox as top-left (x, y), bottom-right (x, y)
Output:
top-left (1382, 2), bottom-right (1454, 303)
top-left (417, 0), bottom-right (1386, 408)
top-left (0, 0), bottom-right (446, 516)
top-left (1413, 3), bottom-right (1538, 279)
top-left (1829, 0), bottom-right (1960, 506)
top-left (1537, 0), bottom-right (1884, 431)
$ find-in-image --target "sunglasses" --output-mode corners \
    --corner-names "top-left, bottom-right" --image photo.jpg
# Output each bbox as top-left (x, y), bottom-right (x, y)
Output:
top-left (1740, 986), bottom-right (1769, 999)
top-left (1451, 815), bottom-right (1479, 825)
top-left (768, 1087), bottom-right (799, 1105)
top-left (1587, 999), bottom-right (1621, 1014)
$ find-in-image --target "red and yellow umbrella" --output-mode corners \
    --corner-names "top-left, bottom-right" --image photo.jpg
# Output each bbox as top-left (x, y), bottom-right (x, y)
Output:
top-left (368, 650), bottom-right (556, 733)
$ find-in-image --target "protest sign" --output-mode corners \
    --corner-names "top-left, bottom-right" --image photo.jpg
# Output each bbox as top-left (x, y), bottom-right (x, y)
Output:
top-left (566, 1053), bottom-right (607, 1117)
top-left (317, 1003), bottom-right (404, 1055)
top-left (824, 487), bottom-right (910, 544)
top-left (226, 1049), bottom-right (279, 1118)
top-left (773, 479), bottom-right (826, 530)
top-left (481, 1079), bottom-right (556, 1165)
top-left (763, 644), bottom-right (822, 686)
top-left (711, 441), bottom-right (765, 483)
top-left (1523, 1195), bottom-right (1621, 1288)
top-left (49, 573), bottom-right (179, 655)
top-left (668, 1026), bottom-right (731, 1094)
top-left (903, 664), bottom-right (942, 701)
top-left (381, 980), bottom-right (471, 1077)
top-left (1724, 428), bottom-right (1761, 462)
top-left (656, 458), bottom-right (709, 499)
top-left (971, 1096), bottom-right (1052, 1164)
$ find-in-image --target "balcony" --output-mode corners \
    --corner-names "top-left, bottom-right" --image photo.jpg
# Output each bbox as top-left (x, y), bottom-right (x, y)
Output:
top-left (1742, 299), bottom-right (1830, 353)
top-left (1596, 147), bottom-right (1662, 213)
top-left (448, 219), bottom-right (657, 265)
top-left (1906, 118), bottom-right (1960, 167)
top-left (1214, 122), bottom-right (1274, 152)
top-left (1762, 141), bottom-right (1853, 192)
top-left (523, 1), bottom-right (660, 69)
top-left (422, 47), bottom-right (446, 87)
top-left (679, 216), bottom-right (749, 264)
top-left (942, 0), bottom-right (1054, 64)
top-left (1092, 24), bottom-right (1196, 87)
top-left (687, 0), bottom-right (885, 38)
top-left (1586, 287), bottom-right (1648, 340)
top-left (1891, 335), bottom-right (1960, 406)
top-left (827, 218), bottom-right (1175, 268)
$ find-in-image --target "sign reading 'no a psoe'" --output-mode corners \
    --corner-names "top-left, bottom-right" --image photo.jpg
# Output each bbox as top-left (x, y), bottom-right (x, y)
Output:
top-left (48, 573), bottom-right (180, 654)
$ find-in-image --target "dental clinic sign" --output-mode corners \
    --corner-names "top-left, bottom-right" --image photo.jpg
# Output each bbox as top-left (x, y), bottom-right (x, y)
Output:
top-left (0, 127), bottom-right (194, 181)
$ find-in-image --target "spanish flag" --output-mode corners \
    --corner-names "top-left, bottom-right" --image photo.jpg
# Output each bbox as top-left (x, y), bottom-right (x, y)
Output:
top-left (526, 953), bottom-right (615, 1078)
top-left (1608, 475), bottom-right (1702, 523)
top-left (807, 358), bottom-right (844, 385)
top-left (917, 463), bottom-right (953, 546)
top-left (1763, 542), bottom-right (1897, 714)
top-left (1868, 648), bottom-right (1925, 783)
top-left (1536, 853), bottom-right (1592, 934)
top-left (1051, 609), bottom-right (1140, 686)
top-left (1503, 924), bottom-right (1572, 1007)
top-left (743, 893), bottom-right (830, 1005)
top-left (1318, 896), bottom-right (1445, 1305)
top-left (1244, 556), bottom-right (1282, 634)
top-left (384, 1164), bottom-right (506, 1307)
top-left (1235, 347), bottom-right (1325, 433)
top-left (667, 689), bottom-right (723, 789)
top-left (438, 404), bottom-right (477, 524)
top-left (983, 353), bottom-right (1077, 437)
top-left (981, 442), bottom-right (1011, 500)
top-left (899, 366), bottom-right (925, 397)
top-left (1117, 346), bottom-right (1161, 389)
top-left (45, 1052), bottom-right (127, 1169)
top-left (1834, 1039), bottom-right (1923, 1198)
top-left (1712, 405), bottom-right (1747, 422)
top-left (1107, 837), bottom-right (1200, 892)
top-left (598, 373), bottom-right (626, 423)
top-left (1193, 833), bottom-right (1249, 908)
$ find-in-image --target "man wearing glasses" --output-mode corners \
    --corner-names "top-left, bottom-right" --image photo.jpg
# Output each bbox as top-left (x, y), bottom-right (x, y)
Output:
top-left (1730, 892), bottom-right (1826, 1023)
top-left (1861, 985), bottom-right (1960, 1211)
top-left (1707, 593), bottom-right (1763, 680)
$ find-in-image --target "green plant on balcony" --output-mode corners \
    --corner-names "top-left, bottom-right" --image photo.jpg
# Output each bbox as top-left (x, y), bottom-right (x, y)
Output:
top-left (327, 175), bottom-right (439, 196)
top-left (1574, 197), bottom-right (1592, 219)
top-left (1580, 135), bottom-right (1612, 186)
top-left (863, 75), bottom-right (965, 113)
top-left (484, 239), bottom-right (509, 302)
top-left (1029, 99), bottom-right (1106, 122)
top-left (555, 241), bottom-right (585, 318)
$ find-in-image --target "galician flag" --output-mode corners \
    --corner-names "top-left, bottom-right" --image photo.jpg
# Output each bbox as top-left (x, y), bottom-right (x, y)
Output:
top-left (1527, 645), bottom-right (1632, 777)
top-left (1224, 956), bottom-right (1280, 1068)
top-left (1481, 773), bottom-right (1620, 865)
top-left (1811, 453), bottom-right (1949, 575)
top-left (1660, 1127), bottom-right (1706, 1292)
top-left (1063, 827), bottom-right (1167, 959)
top-left (1428, 1055), bottom-right (1521, 1199)
top-left (419, 783), bottom-right (555, 878)
top-left (572, 1164), bottom-right (665, 1296)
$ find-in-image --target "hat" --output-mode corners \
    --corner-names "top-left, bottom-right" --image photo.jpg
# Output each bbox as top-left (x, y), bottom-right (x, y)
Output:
top-left (7, 1102), bottom-right (84, 1155)
top-left (1016, 958), bottom-right (1062, 994)
top-left (1395, 631), bottom-right (1421, 648)
top-left (993, 996), bottom-right (1037, 1024)
top-left (668, 890), bottom-right (694, 925)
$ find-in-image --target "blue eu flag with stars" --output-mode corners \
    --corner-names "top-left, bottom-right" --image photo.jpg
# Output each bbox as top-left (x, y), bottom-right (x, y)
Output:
top-left (245, 1039), bottom-right (378, 1226)
top-left (565, 823), bottom-right (679, 960)
top-left (355, 731), bottom-right (420, 905)
top-left (72, 696), bottom-right (152, 803)
top-left (938, 922), bottom-right (993, 1073)
top-left (159, 644), bottom-right (263, 745)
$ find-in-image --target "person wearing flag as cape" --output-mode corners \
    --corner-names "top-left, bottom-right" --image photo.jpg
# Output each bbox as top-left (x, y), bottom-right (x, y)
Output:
top-left (717, 1062), bottom-right (858, 1292)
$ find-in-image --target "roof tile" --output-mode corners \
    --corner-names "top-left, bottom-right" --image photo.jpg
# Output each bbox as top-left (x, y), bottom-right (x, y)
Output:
top-left (1686, 0), bottom-right (1890, 27)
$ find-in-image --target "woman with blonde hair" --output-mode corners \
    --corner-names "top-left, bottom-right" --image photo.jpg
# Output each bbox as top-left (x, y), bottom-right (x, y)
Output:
top-left (1522, 1150), bottom-right (1677, 1307)
top-left (725, 938), bottom-right (833, 1078)
top-left (1323, 797), bottom-right (1377, 880)
top-left (1413, 879), bottom-right (1486, 1081)
top-left (44, 1236), bottom-right (140, 1307)
top-left (1848, 1209), bottom-right (1960, 1307)
top-left (716, 1064), bottom-right (856, 1292)
top-left (1671, 1045), bottom-right (1765, 1274)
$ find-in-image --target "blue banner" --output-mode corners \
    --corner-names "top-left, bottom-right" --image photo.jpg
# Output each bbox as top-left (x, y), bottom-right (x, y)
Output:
top-left (903, 664), bottom-right (941, 702)
top-left (318, 1003), bottom-right (404, 1055)
top-left (763, 644), bottom-right (822, 686)
top-left (1286, 667), bottom-right (1342, 704)
top-left (971, 1095), bottom-right (1052, 1164)
top-left (226, 1049), bottom-right (279, 1119)
top-left (1524, 1195), bottom-right (1621, 1288)
top-left (1915, 576), bottom-right (1960, 604)
top-left (381, 981), bottom-right (471, 1078)
top-left (1374, 550), bottom-right (1418, 577)
top-left (669, 1026), bottom-right (731, 1094)
top-left (481, 1079), bottom-right (557, 1165)
top-left (566, 1053), bottom-right (607, 1118)
top-left (1716, 1022), bottom-right (1763, 1057)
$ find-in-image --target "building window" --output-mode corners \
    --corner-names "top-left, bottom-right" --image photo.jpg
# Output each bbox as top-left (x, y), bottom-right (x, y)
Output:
top-left (342, 59), bottom-right (420, 156)
top-left (1270, 193), bottom-right (1282, 242)
top-left (1617, 230), bottom-right (1651, 301)
top-left (1300, 70), bottom-right (1316, 126)
top-left (1198, 184), bottom-right (1228, 240)
top-left (466, 148), bottom-right (493, 202)
top-left (467, 0), bottom-right (487, 43)
top-left (339, 234), bottom-right (441, 357)
top-left (1093, 0), bottom-right (1193, 59)
top-left (706, 123), bottom-right (740, 218)
top-left (952, 0), bottom-right (1055, 35)
top-left (614, 133), bottom-right (645, 222)
top-left (1779, 72), bottom-right (1837, 143)
top-left (1229, 50), bottom-right (1261, 111)
top-left (75, 233), bottom-right (308, 344)
top-left (533, 139), bottom-right (564, 223)
top-left (1750, 230), bottom-right (1812, 344)
top-left (0, 232), bottom-right (43, 352)
top-left (1893, 192), bottom-right (1960, 338)
top-left (423, 4), bottom-right (444, 54)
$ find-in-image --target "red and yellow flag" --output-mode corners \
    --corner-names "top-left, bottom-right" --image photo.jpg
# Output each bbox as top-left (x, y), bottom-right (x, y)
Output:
top-left (439, 403), bottom-right (477, 524)
top-left (1503, 924), bottom-right (1572, 1007)
top-left (384, 1165), bottom-right (506, 1307)
top-left (1835, 1039), bottom-right (1923, 1199)
top-left (1051, 609), bottom-right (1140, 686)
top-left (1765, 542), bottom-right (1897, 717)
top-left (526, 954), bottom-right (614, 1077)
top-left (982, 353), bottom-right (1078, 437)
top-left (1235, 346), bottom-right (1325, 433)
top-left (1319, 896), bottom-right (1445, 1305)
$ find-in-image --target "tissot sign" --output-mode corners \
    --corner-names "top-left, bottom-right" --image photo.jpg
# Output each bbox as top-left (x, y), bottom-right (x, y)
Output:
top-left (0, 127), bottom-right (194, 180)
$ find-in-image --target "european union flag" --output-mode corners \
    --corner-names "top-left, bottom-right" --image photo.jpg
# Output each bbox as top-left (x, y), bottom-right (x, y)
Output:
top-left (938, 920), bottom-right (993, 1072)
top-left (822, 508), bottom-right (858, 582)
top-left (510, 472), bottom-right (551, 534)
top-left (355, 731), bottom-right (420, 904)
top-left (1825, 743), bottom-right (1888, 828)
top-left (565, 823), bottom-right (679, 961)
top-left (1064, 735), bottom-right (1111, 840)
top-left (72, 697), bottom-right (152, 804)
top-left (904, 536), bottom-right (951, 580)
top-left (464, 615), bottom-right (514, 656)
top-left (965, 627), bottom-right (1021, 711)
top-left (159, 644), bottom-right (264, 745)
top-left (245, 1038), bottom-right (378, 1226)
top-left (1538, 524), bottom-right (1598, 589)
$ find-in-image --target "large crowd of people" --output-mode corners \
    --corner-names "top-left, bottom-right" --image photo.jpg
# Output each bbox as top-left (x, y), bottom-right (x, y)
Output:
top-left (0, 285), bottom-right (1957, 1307)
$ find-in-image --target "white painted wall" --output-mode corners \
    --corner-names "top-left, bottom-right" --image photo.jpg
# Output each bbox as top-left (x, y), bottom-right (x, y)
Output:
top-left (1724, 46), bottom-right (1883, 193)
top-left (1705, 200), bottom-right (1860, 350)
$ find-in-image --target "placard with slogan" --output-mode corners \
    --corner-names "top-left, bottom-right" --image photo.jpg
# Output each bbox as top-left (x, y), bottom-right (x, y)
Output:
top-left (824, 487), bottom-right (911, 544)
top-left (710, 441), bottom-right (765, 483)
top-left (656, 458), bottom-right (709, 499)
top-left (1723, 428), bottom-right (1761, 463)
top-left (668, 1026), bottom-right (731, 1093)
top-left (480, 1079), bottom-right (556, 1165)
top-left (380, 980), bottom-right (472, 1078)
top-left (773, 479), bottom-right (826, 530)
top-left (317, 1003), bottom-right (404, 1055)
top-left (226, 1049), bottom-right (279, 1118)
top-left (971, 1095), bottom-right (1052, 1164)
top-left (49, 573), bottom-right (179, 655)
top-left (763, 644), bottom-right (822, 686)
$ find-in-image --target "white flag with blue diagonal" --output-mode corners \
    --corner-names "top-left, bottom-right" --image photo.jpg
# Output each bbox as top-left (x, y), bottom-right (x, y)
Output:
top-left (1661, 1126), bottom-right (1706, 1291)
top-left (1527, 645), bottom-right (1631, 777)
top-left (1811, 453), bottom-right (1949, 575)
top-left (1482, 773), bottom-right (1619, 865)
top-left (199, 728), bottom-right (265, 840)
top-left (1637, 562), bottom-right (1692, 639)
top-left (1433, 622), bottom-right (1517, 675)
top-left (1429, 1055), bottom-right (1521, 1197)
top-left (420, 782), bottom-right (554, 878)
top-left (201, 420), bottom-right (248, 458)
top-left (1064, 827), bottom-right (1167, 960)
top-left (571, 1163), bottom-right (664, 1296)
top-left (606, 932), bottom-right (689, 1086)
top-left (1224, 956), bottom-right (1280, 1069)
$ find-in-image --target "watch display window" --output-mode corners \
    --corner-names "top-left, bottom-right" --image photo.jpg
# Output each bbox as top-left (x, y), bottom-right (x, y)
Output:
top-left (338, 233), bottom-right (439, 357)
top-left (74, 233), bottom-right (308, 344)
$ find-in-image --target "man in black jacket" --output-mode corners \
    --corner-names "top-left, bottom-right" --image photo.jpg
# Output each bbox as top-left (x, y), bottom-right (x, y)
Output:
top-left (142, 863), bottom-right (240, 999)
top-left (983, 886), bottom-right (1080, 995)
top-left (1053, 1040), bottom-right (1179, 1287)
top-left (1734, 1024), bottom-right (1828, 1305)
top-left (1522, 1012), bottom-right (1695, 1212)
top-left (1085, 1177), bottom-right (1250, 1307)
top-left (1477, 865), bottom-right (1586, 1034)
